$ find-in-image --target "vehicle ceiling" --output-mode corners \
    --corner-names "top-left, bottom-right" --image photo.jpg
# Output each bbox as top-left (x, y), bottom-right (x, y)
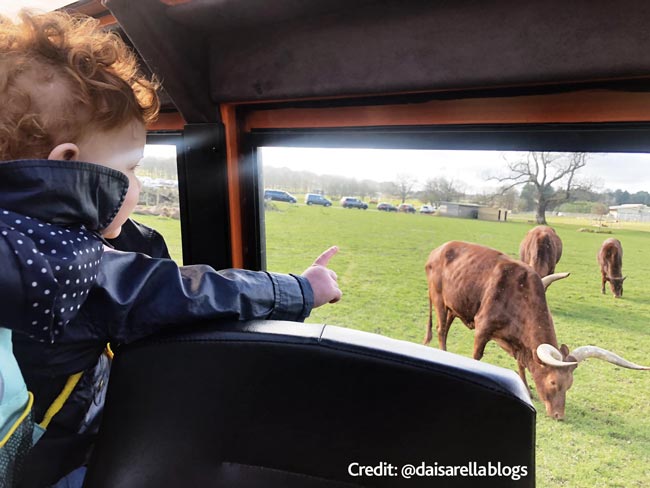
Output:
top-left (104, 0), bottom-right (650, 123)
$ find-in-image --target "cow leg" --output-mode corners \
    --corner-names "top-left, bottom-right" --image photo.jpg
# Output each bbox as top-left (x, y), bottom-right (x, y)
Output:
top-left (517, 362), bottom-right (533, 398)
top-left (437, 309), bottom-right (454, 351)
top-left (425, 289), bottom-right (453, 350)
top-left (601, 273), bottom-right (607, 294)
top-left (472, 329), bottom-right (491, 361)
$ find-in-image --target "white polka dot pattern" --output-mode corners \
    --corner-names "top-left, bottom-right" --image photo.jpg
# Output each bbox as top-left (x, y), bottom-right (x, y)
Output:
top-left (1, 209), bottom-right (104, 343)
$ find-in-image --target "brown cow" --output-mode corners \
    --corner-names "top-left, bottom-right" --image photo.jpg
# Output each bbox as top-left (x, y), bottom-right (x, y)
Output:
top-left (598, 238), bottom-right (626, 298)
top-left (519, 225), bottom-right (563, 277)
top-left (424, 241), bottom-right (648, 420)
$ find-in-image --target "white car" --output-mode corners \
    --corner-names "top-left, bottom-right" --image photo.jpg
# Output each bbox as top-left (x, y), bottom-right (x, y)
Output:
top-left (420, 205), bottom-right (436, 214)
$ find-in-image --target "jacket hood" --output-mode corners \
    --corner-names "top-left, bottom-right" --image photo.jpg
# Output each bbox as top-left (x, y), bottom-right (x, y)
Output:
top-left (0, 160), bottom-right (129, 231)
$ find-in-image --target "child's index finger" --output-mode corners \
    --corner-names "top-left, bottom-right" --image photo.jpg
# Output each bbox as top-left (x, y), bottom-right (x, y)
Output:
top-left (312, 246), bottom-right (339, 267)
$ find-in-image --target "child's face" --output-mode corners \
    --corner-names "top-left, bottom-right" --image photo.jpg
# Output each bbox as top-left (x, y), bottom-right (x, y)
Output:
top-left (75, 119), bottom-right (146, 238)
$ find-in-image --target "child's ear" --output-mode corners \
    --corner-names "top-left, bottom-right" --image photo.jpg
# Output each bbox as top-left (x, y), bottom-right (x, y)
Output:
top-left (48, 143), bottom-right (80, 161)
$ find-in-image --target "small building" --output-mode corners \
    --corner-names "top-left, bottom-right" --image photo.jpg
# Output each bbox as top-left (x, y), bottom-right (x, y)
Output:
top-left (478, 207), bottom-right (508, 222)
top-left (437, 202), bottom-right (482, 219)
top-left (608, 204), bottom-right (650, 222)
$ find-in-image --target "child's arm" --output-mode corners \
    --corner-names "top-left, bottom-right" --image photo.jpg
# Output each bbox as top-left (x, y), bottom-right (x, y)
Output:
top-left (78, 247), bottom-right (340, 344)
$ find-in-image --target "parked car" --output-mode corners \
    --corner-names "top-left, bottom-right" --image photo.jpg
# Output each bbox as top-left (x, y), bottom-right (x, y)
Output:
top-left (264, 189), bottom-right (297, 203)
top-left (398, 203), bottom-right (416, 213)
top-left (377, 202), bottom-right (398, 212)
top-left (420, 204), bottom-right (436, 214)
top-left (340, 197), bottom-right (368, 209)
top-left (305, 193), bottom-right (332, 206)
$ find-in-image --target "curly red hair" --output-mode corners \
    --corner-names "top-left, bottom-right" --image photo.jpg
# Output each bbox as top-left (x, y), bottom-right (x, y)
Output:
top-left (0, 10), bottom-right (159, 160)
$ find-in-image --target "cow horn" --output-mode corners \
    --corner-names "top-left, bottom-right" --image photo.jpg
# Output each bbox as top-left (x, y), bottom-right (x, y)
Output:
top-left (569, 346), bottom-right (650, 370)
top-left (541, 272), bottom-right (570, 290)
top-left (536, 344), bottom-right (577, 367)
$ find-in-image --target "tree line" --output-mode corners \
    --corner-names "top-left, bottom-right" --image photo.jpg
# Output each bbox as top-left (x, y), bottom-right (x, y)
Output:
top-left (141, 152), bottom-right (646, 225)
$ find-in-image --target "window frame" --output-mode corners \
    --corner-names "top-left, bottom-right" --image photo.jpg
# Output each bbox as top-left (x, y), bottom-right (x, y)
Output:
top-left (243, 122), bottom-right (650, 270)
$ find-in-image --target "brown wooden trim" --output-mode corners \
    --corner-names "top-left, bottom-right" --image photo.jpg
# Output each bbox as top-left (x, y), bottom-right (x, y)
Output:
top-left (98, 13), bottom-right (117, 26)
top-left (159, 0), bottom-right (193, 5)
top-left (243, 90), bottom-right (650, 131)
top-left (146, 112), bottom-right (186, 131)
top-left (221, 104), bottom-right (244, 269)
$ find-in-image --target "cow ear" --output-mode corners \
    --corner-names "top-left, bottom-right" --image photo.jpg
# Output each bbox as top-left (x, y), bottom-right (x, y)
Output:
top-left (623, 276), bottom-right (628, 281)
top-left (559, 344), bottom-right (571, 358)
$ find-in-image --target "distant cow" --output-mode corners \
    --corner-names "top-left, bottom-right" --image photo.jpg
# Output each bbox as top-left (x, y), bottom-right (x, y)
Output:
top-left (598, 238), bottom-right (626, 298)
top-left (519, 225), bottom-right (563, 277)
top-left (424, 241), bottom-right (648, 420)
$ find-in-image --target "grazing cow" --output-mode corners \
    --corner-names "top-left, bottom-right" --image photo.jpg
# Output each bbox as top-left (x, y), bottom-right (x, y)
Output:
top-left (424, 241), bottom-right (648, 420)
top-left (598, 238), bottom-right (626, 298)
top-left (519, 225), bottom-right (563, 277)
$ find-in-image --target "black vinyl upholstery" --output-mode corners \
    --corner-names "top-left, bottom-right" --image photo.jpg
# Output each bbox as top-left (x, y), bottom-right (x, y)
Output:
top-left (84, 321), bottom-right (535, 487)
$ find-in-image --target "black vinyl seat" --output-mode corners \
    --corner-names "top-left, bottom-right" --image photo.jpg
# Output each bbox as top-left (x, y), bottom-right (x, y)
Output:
top-left (84, 321), bottom-right (535, 487)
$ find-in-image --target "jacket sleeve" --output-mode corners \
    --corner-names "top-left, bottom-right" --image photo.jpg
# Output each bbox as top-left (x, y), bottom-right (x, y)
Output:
top-left (80, 249), bottom-right (314, 344)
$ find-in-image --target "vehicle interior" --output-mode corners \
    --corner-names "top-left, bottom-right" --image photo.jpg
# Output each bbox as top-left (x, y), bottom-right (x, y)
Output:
top-left (47, 0), bottom-right (650, 486)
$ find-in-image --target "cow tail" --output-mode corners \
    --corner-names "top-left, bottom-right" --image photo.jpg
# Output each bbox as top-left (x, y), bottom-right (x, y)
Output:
top-left (424, 295), bottom-right (433, 345)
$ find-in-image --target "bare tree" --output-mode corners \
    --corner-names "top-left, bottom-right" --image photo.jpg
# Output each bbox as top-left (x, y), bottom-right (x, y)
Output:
top-left (422, 177), bottom-right (464, 204)
top-left (477, 186), bottom-right (518, 209)
top-left (394, 173), bottom-right (418, 203)
top-left (494, 186), bottom-right (518, 210)
top-left (492, 152), bottom-right (588, 224)
top-left (357, 179), bottom-right (379, 200)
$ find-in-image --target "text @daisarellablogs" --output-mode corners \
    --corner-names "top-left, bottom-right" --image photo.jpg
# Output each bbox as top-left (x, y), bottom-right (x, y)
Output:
top-left (348, 461), bottom-right (529, 481)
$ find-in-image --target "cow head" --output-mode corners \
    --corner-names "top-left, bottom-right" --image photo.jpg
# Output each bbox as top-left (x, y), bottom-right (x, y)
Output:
top-left (531, 344), bottom-right (576, 420)
top-left (608, 275), bottom-right (627, 298)
top-left (535, 343), bottom-right (649, 420)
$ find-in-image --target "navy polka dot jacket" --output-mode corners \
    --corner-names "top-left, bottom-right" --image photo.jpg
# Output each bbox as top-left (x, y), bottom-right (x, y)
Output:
top-left (0, 160), bottom-right (128, 343)
top-left (1, 209), bottom-right (104, 343)
top-left (1, 160), bottom-right (313, 358)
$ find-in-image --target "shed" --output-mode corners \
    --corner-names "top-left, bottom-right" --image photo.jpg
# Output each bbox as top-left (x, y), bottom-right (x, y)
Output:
top-left (438, 202), bottom-right (482, 219)
top-left (478, 207), bottom-right (509, 222)
top-left (608, 204), bottom-right (650, 222)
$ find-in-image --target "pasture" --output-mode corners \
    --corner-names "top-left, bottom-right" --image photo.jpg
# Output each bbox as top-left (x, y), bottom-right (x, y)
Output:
top-left (136, 207), bottom-right (650, 487)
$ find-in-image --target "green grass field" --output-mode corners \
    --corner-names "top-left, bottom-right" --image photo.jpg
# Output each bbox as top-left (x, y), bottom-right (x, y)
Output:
top-left (131, 213), bottom-right (184, 263)
top-left (136, 207), bottom-right (650, 487)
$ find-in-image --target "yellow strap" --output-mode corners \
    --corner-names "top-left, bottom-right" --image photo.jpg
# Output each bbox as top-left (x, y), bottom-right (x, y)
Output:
top-left (105, 343), bottom-right (114, 360)
top-left (0, 392), bottom-right (34, 448)
top-left (36, 346), bottom-right (112, 430)
top-left (38, 372), bottom-right (83, 429)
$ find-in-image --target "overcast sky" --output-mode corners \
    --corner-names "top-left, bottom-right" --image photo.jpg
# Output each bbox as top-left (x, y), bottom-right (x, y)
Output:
top-left (259, 148), bottom-right (650, 194)
top-left (1, 1), bottom-right (71, 19)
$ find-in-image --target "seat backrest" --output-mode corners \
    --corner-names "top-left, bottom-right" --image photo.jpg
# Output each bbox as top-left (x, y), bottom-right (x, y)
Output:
top-left (84, 321), bottom-right (535, 487)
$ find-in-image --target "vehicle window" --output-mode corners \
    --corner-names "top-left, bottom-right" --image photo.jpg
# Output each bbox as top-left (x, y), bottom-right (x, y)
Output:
top-left (134, 143), bottom-right (183, 264)
top-left (260, 146), bottom-right (650, 326)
